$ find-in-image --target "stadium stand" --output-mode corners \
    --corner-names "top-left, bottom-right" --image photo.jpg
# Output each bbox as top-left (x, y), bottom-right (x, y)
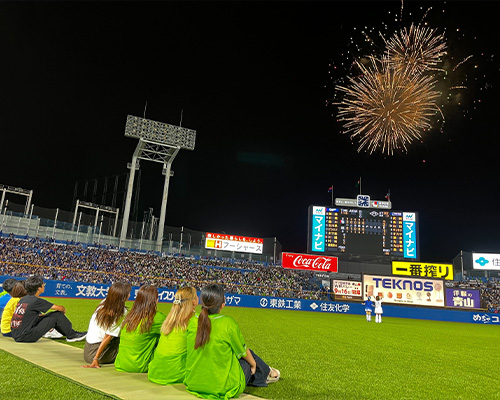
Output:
top-left (446, 277), bottom-right (500, 313)
top-left (1, 235), bottom-right (498, 310)
top-left (0, 235), bottom-right (327, 300)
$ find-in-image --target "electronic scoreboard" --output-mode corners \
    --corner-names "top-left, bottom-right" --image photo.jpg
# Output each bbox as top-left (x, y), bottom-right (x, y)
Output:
top-left (307, 205), bottom-right (419, 260)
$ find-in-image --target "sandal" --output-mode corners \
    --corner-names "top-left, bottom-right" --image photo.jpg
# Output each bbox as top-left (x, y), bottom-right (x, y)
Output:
top-left (266, 367), bottom-right (280, 383)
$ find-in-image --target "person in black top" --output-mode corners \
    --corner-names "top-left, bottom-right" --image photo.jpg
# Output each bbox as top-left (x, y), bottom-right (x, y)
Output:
top-left (11, 275), bottom-right (87, 343)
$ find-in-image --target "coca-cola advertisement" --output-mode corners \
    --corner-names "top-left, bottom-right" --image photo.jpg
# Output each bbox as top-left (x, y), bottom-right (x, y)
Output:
top-left (281, 252), bottom-right (338, 272)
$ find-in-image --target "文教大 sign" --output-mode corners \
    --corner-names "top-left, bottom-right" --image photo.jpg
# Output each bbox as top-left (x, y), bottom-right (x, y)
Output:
top-left (363, 274), bottom-right (445, 307)
top-left (392, 261), bottom-right (453, 280)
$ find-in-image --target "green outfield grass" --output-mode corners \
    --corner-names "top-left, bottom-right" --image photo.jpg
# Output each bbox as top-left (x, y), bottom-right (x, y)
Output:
top-left (2, 297), bottom-right (499, 400)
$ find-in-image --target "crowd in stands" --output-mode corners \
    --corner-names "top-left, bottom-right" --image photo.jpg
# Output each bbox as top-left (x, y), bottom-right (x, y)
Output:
top-left (0, 236), bottom-right (327, 300)
top-left (447, 277), bottom-right (500, 313)
top-left (2, 235), bottom-right (500, 311)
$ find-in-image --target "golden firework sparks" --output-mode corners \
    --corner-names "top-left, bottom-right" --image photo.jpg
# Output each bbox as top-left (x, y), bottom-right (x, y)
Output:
top-left (336, 56), bottom-right (441, 155)
top-left (385, 23), bottom-right (447, 75)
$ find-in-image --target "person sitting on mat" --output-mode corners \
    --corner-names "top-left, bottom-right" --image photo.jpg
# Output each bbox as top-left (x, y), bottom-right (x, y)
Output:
top-left (148, 286), bottom-right (198, 385)
top-left (1, 281), bottom-right (27, 337)
top-left (114, 284), bottom-right (166, 373)
top-left (10, 275), bottom-right (87, 343)
top-left (184, 283), bottom-right (280, 400)
top-left (83, 281), bottom-right (131, 368)
top-left (0, 278), bottom-right (18, 319)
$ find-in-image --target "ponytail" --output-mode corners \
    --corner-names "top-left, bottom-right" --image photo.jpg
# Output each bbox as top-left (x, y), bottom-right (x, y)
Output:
top-left (194, 307), bottom-right (211, 349)
top-left (194, 284), bottom-right (225, 349)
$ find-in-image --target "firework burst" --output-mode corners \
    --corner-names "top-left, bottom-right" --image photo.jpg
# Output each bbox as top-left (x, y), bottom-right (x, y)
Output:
top-left (336, 56), bottom-right (441, 155)
top-left (334, 17), bottom-right (449, 155)
top-left (384, 23), bottom-right (447, 75)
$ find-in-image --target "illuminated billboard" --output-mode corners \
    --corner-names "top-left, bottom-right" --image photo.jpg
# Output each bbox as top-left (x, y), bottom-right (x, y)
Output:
top-left (331, 280), bottom-right (362, 300)
top-left (205, 232), bottom-right (263, 254)
top-left (392, 261), bottom-right (453, 280)
top-left (472, 253), bottom-right (500, 270)
top-left (363, 274), bottom-right (444, 307)
top-left (445, 288), bottom-right (481, 309)
top-left (282, 252), bottom-right (338, 272)
top-left (307, 205), bottom-right (419, 259)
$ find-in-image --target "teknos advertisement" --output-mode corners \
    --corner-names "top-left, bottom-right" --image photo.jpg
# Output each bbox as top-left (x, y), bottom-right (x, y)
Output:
top-left (363, 274), bottom-right (445, 307)
top-left (282, 252), bottom-right (338, 272)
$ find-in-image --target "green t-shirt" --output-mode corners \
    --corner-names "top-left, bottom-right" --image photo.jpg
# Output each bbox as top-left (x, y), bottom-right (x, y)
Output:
top-left (114, 311), bottom-right (166, 373)
top-left (184, 313), bottom-right (247, 400)
top-left (148, 326), bottom-right (188, 385)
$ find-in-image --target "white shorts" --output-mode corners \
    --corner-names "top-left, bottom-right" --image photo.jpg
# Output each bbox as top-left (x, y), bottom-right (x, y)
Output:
top-left (365, 308), bottom-right (372, 313)
top-left (375, 307), bottom-right (383, 314)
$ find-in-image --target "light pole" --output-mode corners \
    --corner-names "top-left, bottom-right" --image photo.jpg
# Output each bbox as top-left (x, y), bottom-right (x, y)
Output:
top-left (119, 115), bottom-right (196, 251)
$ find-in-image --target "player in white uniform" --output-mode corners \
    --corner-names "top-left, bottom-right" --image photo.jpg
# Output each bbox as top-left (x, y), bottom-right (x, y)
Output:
top-left (374, 296), bottom-right (383, 323)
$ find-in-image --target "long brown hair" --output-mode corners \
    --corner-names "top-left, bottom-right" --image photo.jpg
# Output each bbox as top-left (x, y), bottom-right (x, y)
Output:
top-left (161, 287), bottom-right (197, 336)
top-left (194, 284), bottom-right (225, 349)
top-left (95, 282), bottom-right (131, 330)
top-left (122, 284), bottom-right (158, 334)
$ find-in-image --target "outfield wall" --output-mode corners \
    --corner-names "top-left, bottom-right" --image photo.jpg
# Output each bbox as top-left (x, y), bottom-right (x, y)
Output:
top-left (1, 276), bottom-right (498, 326)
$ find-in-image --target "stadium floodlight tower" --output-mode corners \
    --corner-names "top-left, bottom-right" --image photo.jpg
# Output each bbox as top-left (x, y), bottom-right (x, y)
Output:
top-left (120, 115), bottom-right (196, 250)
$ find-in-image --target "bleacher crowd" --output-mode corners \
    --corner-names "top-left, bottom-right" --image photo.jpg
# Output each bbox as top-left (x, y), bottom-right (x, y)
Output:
top-left (448, 277), bottom-right (500, 313)
top-left (1, 235), bottom-right (500, 311)
top-left (0, 236), bottom-right (327, 300)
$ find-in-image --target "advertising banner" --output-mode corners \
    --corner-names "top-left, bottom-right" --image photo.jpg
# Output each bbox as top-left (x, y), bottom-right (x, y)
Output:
top-left (0, 276), bottom-right (498, 325)
top-left (445, 288), bottom-right (481, 309)
top-left (363, 274), bottom-right (445, 307)
top-left (311, 206), bottom-right (326, 252)
top-left (205, 232), bottom-right (263, 254)
top-left (332, 280), bottom-right (362, 300)
top-left (392, 261), bottom-right (454, 280)
top-left (403, 213), bottom-right (417, 259)
top-left (472, 253), bottom-right (500, 270)
top-left (282, 252), bottom-right (338, 272)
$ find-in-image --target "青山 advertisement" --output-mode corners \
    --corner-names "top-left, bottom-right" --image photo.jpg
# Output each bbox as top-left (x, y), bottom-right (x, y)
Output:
top-left (445, 288), bottom-right (481, 309)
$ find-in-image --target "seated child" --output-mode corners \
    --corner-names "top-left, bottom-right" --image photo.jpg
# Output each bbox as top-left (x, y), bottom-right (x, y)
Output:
top-left (0, 278), bottom-right (18, 318)
top-left (10, 275), bottom-right (87, 343)
top-left (1, 282), bottom-right (27, 337)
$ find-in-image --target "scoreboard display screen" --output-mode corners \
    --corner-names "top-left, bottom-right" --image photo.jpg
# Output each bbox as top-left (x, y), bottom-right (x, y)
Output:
top-left (307, 205), bottom-right (419, 260)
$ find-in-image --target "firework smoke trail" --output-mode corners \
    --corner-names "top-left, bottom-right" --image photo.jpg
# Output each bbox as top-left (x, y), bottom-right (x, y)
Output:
top-left (453, 55), bottom-right (473, 72)
top-left (336, 56), bottom-right (441, 155)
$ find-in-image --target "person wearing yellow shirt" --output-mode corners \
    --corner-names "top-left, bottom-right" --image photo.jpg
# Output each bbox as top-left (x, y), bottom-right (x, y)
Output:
top-left (1, 282), bottom-right (27, 337)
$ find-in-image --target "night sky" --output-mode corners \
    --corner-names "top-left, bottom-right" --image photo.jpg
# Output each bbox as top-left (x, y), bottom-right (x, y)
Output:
top-left (1, 1), bottom-right (498, 263)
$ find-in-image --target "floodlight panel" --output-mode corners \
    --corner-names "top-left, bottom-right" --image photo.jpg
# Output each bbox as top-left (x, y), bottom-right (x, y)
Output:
top-left (125, 115), bottom-right (196, 150)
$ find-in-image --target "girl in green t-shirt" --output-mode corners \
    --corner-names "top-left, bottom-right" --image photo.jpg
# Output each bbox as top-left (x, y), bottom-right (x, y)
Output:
top-left (115, 284), bottom-right (166, 373)
top-left (184, 284), bottom-right (280, 400)
top-left (148, 286), bottom-right (198, 385)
